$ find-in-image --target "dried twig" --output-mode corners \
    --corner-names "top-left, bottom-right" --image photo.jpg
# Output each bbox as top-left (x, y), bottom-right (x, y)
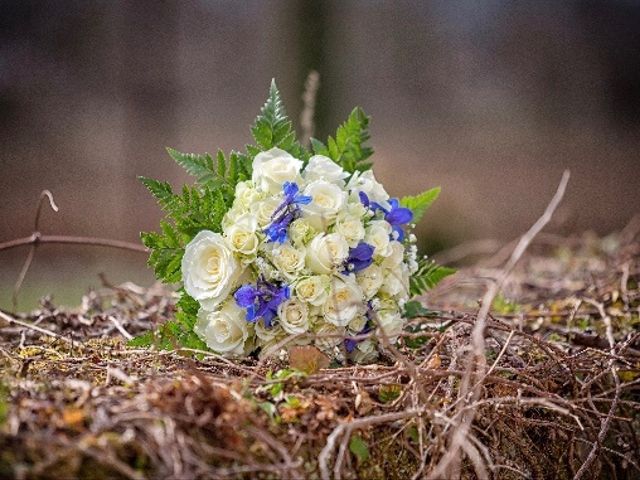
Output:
top-left (2, 189), bottom-right (147, 312)
top-left (0, 310), bottom-right (73, 345)
top-left (428, 170), bottom-right (570, 479)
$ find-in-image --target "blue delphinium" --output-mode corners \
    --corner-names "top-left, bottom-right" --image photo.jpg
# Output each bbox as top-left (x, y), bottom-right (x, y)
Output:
top-left (234, 278), bottom-right (291, 327)
top-left (359, 192), bottom-right (413, 241)
top-left (264, 182), bottom-right (312, 243)
top-left (343, 241), bottom-right (375, 274)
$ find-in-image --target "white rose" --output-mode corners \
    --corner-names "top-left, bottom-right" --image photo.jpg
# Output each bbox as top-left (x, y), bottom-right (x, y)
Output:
top-left (382, 241), bottom-right (405, 269)
top-left (277, 298), bottom-right (310, 334)
top-left (235, 181), bottom-right (265, 210)
top-left (397, 264), bottom-right (411, 303)
top-left (194, 302), bottom-right (249, 355)
top-left (252, 147), bottom-right (303, 194)
top-left (356, 264), bottom-right (384, 299)
top-left (255, 320), bottom-right (284, 342)
top-left (379, 267), bottom-right (406, 297)
top-left (306, 233), bottom-right (349, 274)
top-left (182, 230), bottom-right (241, 310)
top-left (224, 213), bottom-right (259, 257)
top-left (289, 218), bottom-right (317, 246)
top-left (303, 155), bottom-right (349, 185)
top-left (348, 315), bottom-right (368, 334)
top-left (334, 213), bottom-right (366, 248)
top-left (269, 243), bottom-right (306, 280)
top-left (295, 275), bottom-right (330, 306)
top-left (301, 180), bottom-right (347, 230)
top-left (351, 339), bottom-right (378, 364)
top-left (347, 170), bottom-right (389, 204)
top-left (222, 206), bottom-right (243, 231)
top-left (375, 308), bottom-right (404, 343)
top-left (365, 220), bottom-right (393, 258)
top-left (323, 277), bottom-right (365, 326)
top-left (313, 323), bottom-right (345, 353)
top-left (345, 200), bottom-right (368, 219)
top-left (252, 196), bottom-right (282, 227)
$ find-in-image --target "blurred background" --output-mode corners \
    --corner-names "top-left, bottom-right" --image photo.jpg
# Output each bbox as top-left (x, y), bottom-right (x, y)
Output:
top-left (1, 0), bottom-right (639, 310)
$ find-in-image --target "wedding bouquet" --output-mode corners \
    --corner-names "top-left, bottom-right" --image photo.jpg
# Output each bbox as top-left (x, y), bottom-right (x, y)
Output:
top-left (138, 80), bottom-right (453, 363)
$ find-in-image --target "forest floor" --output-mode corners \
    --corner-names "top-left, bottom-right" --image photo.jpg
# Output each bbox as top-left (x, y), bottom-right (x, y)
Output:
top-left (1, 223), bottom-right (639, 479)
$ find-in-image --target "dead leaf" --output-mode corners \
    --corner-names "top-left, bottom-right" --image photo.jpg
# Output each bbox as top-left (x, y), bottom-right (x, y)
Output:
top-left (62, 407), bottom-right (86, 427)
top-left (289, 346), bottom-right (330, 374)
top-left (426, 353), bottom-right (441, 369)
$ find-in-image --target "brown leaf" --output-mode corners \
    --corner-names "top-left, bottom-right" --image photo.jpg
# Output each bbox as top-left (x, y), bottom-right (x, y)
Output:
top-left (62, 407), bottom-right (86, 427)
top-left (426, 353), bottom-right (441, 369)
top-left (289, 346), bottom-right (330, 374)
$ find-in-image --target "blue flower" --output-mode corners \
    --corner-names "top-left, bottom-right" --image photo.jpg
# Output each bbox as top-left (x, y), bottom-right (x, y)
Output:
top-left (343, 242), bottom-right (375, 274)
top-left (234, 278), bottom-right (290, 327)
top-left (264, 182), bottom-right (312, 243)
top-left (359, 192), bottom-right (412, 241)
top-left (345, 322), bottom-right (372, 353)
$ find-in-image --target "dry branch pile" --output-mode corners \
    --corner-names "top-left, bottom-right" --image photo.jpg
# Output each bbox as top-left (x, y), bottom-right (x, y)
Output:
top-left (1, 226), bottom-right (639, 479)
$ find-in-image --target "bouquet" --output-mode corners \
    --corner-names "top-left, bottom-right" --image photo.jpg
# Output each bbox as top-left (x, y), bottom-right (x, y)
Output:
top-left (137, 80), bottom-right (453, 363)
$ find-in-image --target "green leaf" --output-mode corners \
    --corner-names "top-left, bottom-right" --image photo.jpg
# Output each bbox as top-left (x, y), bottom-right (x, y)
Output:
top-left (403, 300), bottom-right (438, 319)
top-left (378, 384), bottom-right (402, 403)
top-left (349, 435), bottom-right (370, 463)
top-left (251, 79), bottom-right (308, 159)
top-left (258, 401), bottom-right (278, 421)
top-left (166, 148), bottom-right (215, 183)
top-left (400, 187), bottom-right (440, 224)
top-left (140, 224), bottom-right (183, 283)
top-left (140, 177), bottom-right (178, 212)
top-left (410, 258), bottom-right (456, 297)
top-left (127, 331), bottom-right (155, 347)
top-left (321, 107), bottom-right (373, 173)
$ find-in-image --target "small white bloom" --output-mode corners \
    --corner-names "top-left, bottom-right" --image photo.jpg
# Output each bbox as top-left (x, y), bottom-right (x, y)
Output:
top-left (277, 298), bottom-right (310, 334)
top-left (301, 180), bottom-right (347, 230)
top-left (356, 264), bottom-right (384, 299)
top-left (347, 170), bottom-right (389, 204)
top-left (323, 277), bottom-right (365, 327)
top-left (251, 147), bottom-right (303, 194)
top-left (194, 301), bottom-right (249, 355)
top-left (365, 220), bottom-right (393, 257)
top-left (306, 233), bottom-right (349, 274)
top-left (182, 230), bottom-right (241, 310)
top-left (224, 213), bottom-right (259, 257)
top-left (269, 243), bottom-right (306, 280)
top-left (295, 275), bottom-right (330, 306)
top-left (334, 213), bottom-right (366, 248)
top-left (303, 155), bottom-right (349, 185)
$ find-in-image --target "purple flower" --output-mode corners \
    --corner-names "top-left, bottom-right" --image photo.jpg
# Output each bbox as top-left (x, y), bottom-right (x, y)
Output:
top-left (345, 324), bottom-right (372, 353)
top-left (360, 193), bottom-right (413, 241)
top-left (234, 278), bottom-right (290, 327)
top-left (264, 182), bottom-right (312, 243)
top-left (343, 242), bottom-right (375, 274)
